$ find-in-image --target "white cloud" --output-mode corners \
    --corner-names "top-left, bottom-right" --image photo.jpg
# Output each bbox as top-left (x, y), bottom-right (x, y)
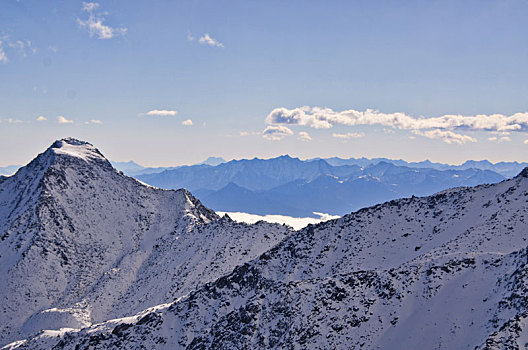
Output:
top-left (85, 119), bottom-right (103, 124)
top-left (181, 119), bottom-right (193, 126)
top-left (141, 109), bottom-right (178, 117)
top-left (0, 36), bottom-right (36, 63)
top-left (524, 140), bottom-right (528, 145)
top-left (36, 116), bottom-right (47, 122)
top-left (298, 131), bottom-right (312, 142)
top-left (266, 106), bottom-right (528, 144)
top-left (6, 118), bottom-right (22, 124)
top-left (488, 136), bottom-right (511, 143)
top-left (0, 37), bottom-right (7, 63)
top-left (57, 115), bottom-right (74, 124)
top-left (7, 40), bottom-right (35, 56)
top-left (413, 129), bottom-right (476, 144)
top-left (198, 33), bottom-right (224, 48)
top-left (266, 106), bottom-right (528, 133)
top-left (239, 131), bottom-right (261, 137)
top-left (82, 2), bottom-right (99, 12)
top-left (332, 132), bottom-right (365, 139)
top-left (78, 2), bottom-right (127, 40)
top-left (0, 45), bottom-right (6, 63)
top-left (262, 125), bottom-right (293, 141)
top-left (187, 31), bottom-right (195, 42)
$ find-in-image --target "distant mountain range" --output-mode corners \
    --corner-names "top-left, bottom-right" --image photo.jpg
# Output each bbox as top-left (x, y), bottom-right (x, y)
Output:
top-left (110, 157), bottom-right (227, 176)
top-left (317, 157), bottom-right (528, 178)
top-left (4, 156), bottom-right (526, 179)
top-left (136, 156), bottom-right (506, 217)
top-left (109, 157), bottom-right (528, 179)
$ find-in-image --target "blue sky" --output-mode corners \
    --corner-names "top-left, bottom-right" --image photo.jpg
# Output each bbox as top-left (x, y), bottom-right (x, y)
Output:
top-left (1, 0), bottom-right (528, 166)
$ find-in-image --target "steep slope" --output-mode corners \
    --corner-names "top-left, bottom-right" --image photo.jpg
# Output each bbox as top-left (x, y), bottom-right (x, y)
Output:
top-left (0, 138), bottom-right (291, 347)
top-left (11, 168), bottom-right (528, 349)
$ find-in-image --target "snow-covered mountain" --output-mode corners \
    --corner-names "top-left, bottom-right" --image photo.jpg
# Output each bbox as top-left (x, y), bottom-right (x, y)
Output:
top-left (138, 156), bottom-right (505, 217)
top-left (7, 154), bottom-right (528, 348)
top-left (0, 138), bottom-right (291, 347)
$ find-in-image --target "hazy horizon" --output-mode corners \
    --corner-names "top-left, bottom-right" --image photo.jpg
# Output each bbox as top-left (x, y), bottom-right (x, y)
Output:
top-left (3, 137), bottom-right (528, 169)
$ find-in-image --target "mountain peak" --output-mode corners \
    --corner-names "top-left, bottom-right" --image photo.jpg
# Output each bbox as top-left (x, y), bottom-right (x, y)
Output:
top-left (199, 156), bottom-right (226, 166)
top-left (49, 138), bottom-right (106, 163)
top-left (516, 166), bottom-right (528, 178)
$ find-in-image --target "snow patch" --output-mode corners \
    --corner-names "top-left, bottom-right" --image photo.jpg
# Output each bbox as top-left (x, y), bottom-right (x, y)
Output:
top-left (50, 138), bottom-right (105, 162)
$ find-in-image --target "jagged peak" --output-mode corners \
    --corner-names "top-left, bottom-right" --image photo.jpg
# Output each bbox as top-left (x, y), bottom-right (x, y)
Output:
top-left (516, 167), bottom-right (528, 178)
top-left (49, 138), bottom-right (106, 163)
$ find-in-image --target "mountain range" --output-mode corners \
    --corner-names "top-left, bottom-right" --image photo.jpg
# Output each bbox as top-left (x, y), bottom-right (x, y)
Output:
top-left (3, 138), bottom-right (528, 349)
top-left (136, 156), bottom-right (505, 217)
top-left (317, 157), bottom-right (528, 178)
top-left (5, 155), bottom-right (527, 180)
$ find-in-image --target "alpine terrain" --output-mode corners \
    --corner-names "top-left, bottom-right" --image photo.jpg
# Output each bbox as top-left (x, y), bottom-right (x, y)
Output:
top-left (0, 138), bottom-right (292, 347)
top-left (3, 138), bottom-right (528, 349)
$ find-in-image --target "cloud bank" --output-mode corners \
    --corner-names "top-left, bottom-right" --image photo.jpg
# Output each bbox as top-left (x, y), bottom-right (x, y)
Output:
top-left (265, 106), bottom-right (528, 144)
top-left (216, 211), bottom-right (340, 231)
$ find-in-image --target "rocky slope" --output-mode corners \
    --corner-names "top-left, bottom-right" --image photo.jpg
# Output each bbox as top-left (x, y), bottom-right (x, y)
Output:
top-left (6, 160), bottom-right (528, 348)
top-left (0, 138), bottom-right (291, 347)
top-left (6, 139), bottom-right (528, 349)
